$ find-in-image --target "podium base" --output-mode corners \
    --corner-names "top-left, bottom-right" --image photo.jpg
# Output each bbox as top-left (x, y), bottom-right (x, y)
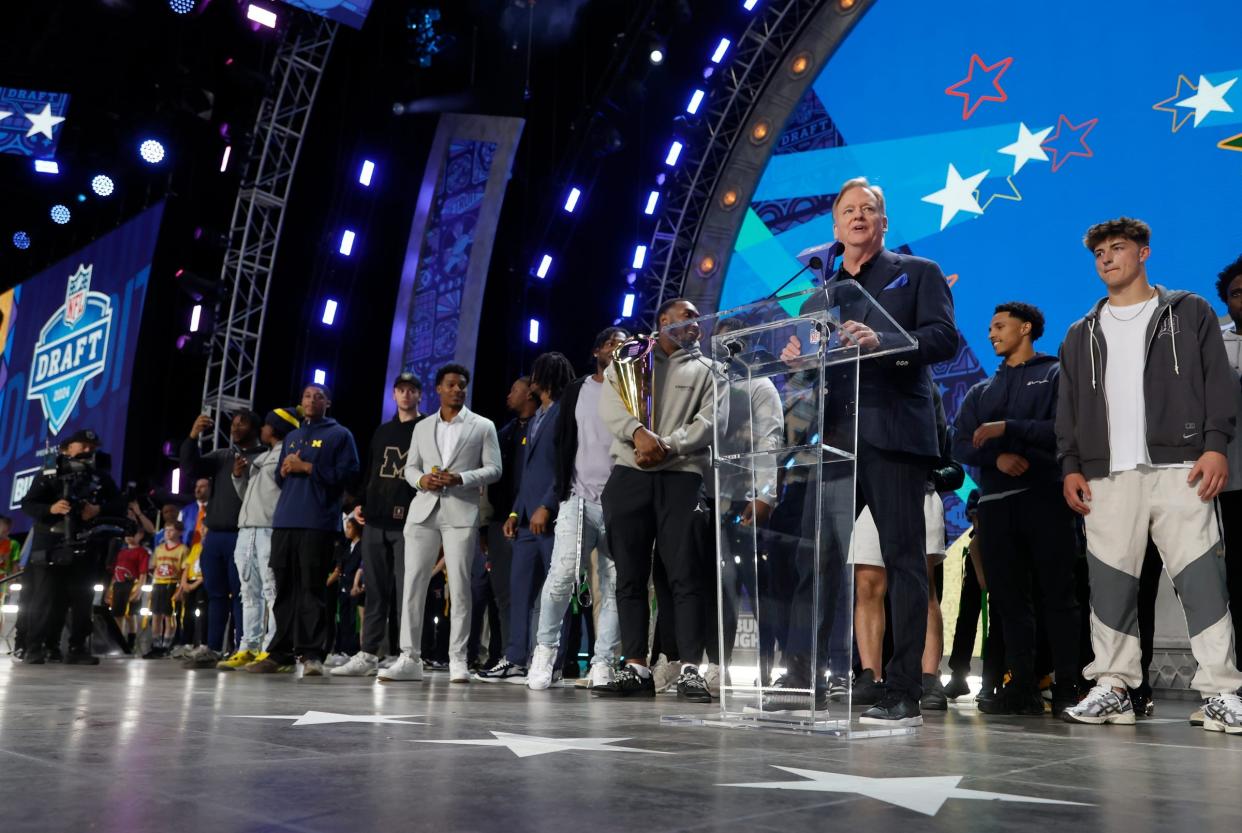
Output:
top-left (659, 713), bottom-right (917, 739)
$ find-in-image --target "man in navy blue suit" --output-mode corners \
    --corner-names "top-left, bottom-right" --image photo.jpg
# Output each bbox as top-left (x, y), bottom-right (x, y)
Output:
top-left (778, 177), bottom-right (957, 727)
top-left (476, 352), bottom-right (578, 684)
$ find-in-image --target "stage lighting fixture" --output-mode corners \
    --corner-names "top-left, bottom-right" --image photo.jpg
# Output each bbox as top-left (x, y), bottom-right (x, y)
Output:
top-left (9, 584), bottom-right (19, 592)
top-left (686, 89), bottom-right (705, 115)
top-left (664, 141), bottom-right (683, 166)
top-left (649, 47), bottom-right (665, 65)
top-left (168, 0), bottom-right (195, 13)
top-left (171, 468), bottom-right (181, 493)
top-left (176, 335), bottom-right (192, 350)
top-left (632, 244), bottom-right (647, 269)
top-left (189, 305), bottom-right (202, 333)
top-left (76, 193), bottom-right (87, 203)
top-left (644, 191), bottom-right (659, 215)
top-left (34, 159), bottom-right (59, 174)
top-left (139, 139), bottom-right (166, 164)
top-left (91, 175), bottom-right (115, 196)
top-left (528, 319), bottom-right (541, 344)
top-left (711, 38), bottom-right (731, 64)
top-left (247, 3), bottom-right (278, 28)
top-left (220, 145), bottom-right (232, 172)
top-left (13, 231), bottom-right (30, 249)
top-left (322, 299), bottom-right (339, 325)
top-left (313, 368), bottom-right (327, 385)
top-left (359, 160), bottom-right (375, 186)
top-left (339, 229), bottom-right (356, 256)
top-left (563, 187), bottom-right (582, 213)
top-left (535, 254), bottom-right (552, 279)
top-left (93, 584), bottom-right (105, 593)
top-left (622, 293), bottom-right (636, 318)
top-left (743, 0), bottom-right (760, 10)
top-left (721, 188), bottom-right (740, 208)
top-left (50, 204), bottom-right (71, 224)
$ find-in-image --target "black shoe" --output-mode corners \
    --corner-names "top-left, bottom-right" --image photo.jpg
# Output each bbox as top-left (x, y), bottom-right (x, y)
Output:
top-left (920, 673), bottom-right (948, 711)
top-left (46, 648), bottom-right (64, 663)
top-left (65, 650), bottom-right (100, 666)
top-left (860, 691), bottom-right (923, 727)
top-left (760, 675), bottom-right (829, 712)
top-left (676, 667), bottom-right (712, 703)
top-left (142, 647), bottom-right (168, 659)
top-left (23, 649), bottom-right (46, 665)
top-left (943, 673), bottom-right (971, 699)
top-left (852, 668), bottom-right (885, 705)
top-left (125, 634), bottom-right (137, 654)
top-left (12, 647), bottom-right (25, 660)
top-left (591, 664), bottom-right (655, 698)
top-left (979, 684), bottom-right (1044, 716)
top-left (1128, 685), bottom-right (1155, 718)
top-left (1051, 683), bottom-right (1080, 719)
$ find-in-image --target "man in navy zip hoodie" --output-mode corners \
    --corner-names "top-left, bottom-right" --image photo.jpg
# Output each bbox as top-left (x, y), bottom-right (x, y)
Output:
top-left (1057, 217), bottom-right (1242, 732)
top-left (247, 383), bottom-right (359, 676)
top-left (953, 301), bottom-right (1081, 716)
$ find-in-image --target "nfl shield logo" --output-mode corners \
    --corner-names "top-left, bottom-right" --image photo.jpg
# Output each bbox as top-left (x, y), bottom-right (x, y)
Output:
top-left (64, 264), bottom-right (92, 327)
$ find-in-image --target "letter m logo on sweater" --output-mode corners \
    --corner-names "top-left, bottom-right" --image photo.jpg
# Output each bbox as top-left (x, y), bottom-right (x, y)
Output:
top-left (380, 446), bottom-right (407, 479)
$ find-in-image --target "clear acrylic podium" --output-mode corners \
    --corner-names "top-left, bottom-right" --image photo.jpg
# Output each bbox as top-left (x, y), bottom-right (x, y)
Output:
top-left (662, 279), bottom-right (917, 737)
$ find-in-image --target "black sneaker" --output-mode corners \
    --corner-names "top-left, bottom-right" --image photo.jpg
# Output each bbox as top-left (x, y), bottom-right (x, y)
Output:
top-left (591, 663), bottom-right (655, 698)
top-left (860, 691), bottom-right (923, 727)
top-left (65, 650), bottom-right (100, 666)
top-left (1128, 685), bottom-right (1155, 718)
top-left (142, 647), bottom-right (169, 659)
top-left (943, 673), bottom-right (971, 699)
top-left (852, 668), bottom-right (884, 705)
top-left (46, 648), bottom-right (64, 663)
top-left (760, 675), bottom-right (829, 713)
top-left (978, 683), bottom-right (1044, 715)
top-left (920, 673), bottom-right (948, 711)
top-left (23, 649), bottom-right (46, 665)
top-left (676, 667), bottom-right (712, 703)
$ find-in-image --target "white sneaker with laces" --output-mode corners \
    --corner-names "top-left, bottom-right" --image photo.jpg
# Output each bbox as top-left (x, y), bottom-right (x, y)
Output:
top-left (377, 654), bottom-right (424, 682)
top-left (526, 645), bottom-right (558, 690)
top-left (1060, 684), bottom-right (1135, 725)
top-left (652, 654), bottom-right (677, 693)
top-left (323, 652), bottom-right (350, 668)
top-left (588, 661), bottom-right (614, 688)
top-left (449, 660), bottom-right (470, 683)
top-left (704, 663), bottom-right (722, 698)
top-left (1203, 692), bottom-right (1242, 735)
top-left (330, 651), bottom-right (379, 677)
top-left (378, 655), bottom-right (400, 669)
top-left (299, 659), bottom-right (325, 678)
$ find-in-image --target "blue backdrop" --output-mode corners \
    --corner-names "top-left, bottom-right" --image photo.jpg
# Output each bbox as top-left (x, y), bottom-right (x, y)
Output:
top-left (0, 203), bottom-right (162, 527)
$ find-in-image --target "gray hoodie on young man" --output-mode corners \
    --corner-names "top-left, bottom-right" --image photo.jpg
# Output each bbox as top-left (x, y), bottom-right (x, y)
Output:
top-left (1055, 285), bottom-right (1238, 480)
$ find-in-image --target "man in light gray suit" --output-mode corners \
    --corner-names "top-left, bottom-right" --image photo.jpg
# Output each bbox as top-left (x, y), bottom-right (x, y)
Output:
top-left (378, 363), bottom-right (502, 684)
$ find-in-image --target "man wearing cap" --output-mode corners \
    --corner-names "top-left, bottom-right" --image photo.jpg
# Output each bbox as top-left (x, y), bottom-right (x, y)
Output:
top-left (220, 407), bottom-right (301, 669)
top-left (246, 383), bottom-right (359, 676)
top-left (181, 410), bottom-right (266, 667)
top-left (333, 372), bottom-right (426, 677)
top-left (20, 429), bottom-right (124, 665)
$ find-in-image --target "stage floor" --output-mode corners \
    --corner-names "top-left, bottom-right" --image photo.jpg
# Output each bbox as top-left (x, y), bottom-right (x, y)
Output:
top-left (1, 657), bottom-right (1239, 832)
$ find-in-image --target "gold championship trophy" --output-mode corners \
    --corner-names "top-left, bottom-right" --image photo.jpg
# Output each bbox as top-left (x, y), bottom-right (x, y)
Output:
top-left (609, 333), bottom-right (658, 429)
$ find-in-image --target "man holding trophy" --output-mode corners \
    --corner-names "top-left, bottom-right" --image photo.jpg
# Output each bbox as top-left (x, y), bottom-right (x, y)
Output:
top-left (593, 298), bottom-right (725, 701)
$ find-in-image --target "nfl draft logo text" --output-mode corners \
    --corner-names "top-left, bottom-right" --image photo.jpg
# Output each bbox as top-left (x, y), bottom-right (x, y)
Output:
top-left (26, 264), bottom-right (113, 435)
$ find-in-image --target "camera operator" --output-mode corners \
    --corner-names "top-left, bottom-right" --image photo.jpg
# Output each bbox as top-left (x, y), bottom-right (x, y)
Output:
top-left (20, 429), bottom-right (125, 665)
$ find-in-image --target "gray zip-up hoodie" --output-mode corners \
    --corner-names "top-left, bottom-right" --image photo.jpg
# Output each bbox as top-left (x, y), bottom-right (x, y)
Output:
top-left (1055, 285), bottom-right (1238, 480)
top-left (232, 446), bottom-right (282, 529)
top-left (599, 344), bottom-right (726, 479)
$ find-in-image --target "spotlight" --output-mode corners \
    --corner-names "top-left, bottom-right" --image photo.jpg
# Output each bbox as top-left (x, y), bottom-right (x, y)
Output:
top-left (686, 89), bottom-right (705, 115)
top-left (247, 3), bottom-right (278, 28)
top-left (743, 0), bottom-right (760, 10)
top-left (648, 47), bottom-right (665, 65)
top-left (13, 231), bottom-right (31, 249)
top-left (171, 468), bottom-right (181, 493)
top-left (219, 146), bottom-right (232, 172)
top-left (168, 0), bottom-right (195, 13)
top-left (711, 38), bottom-right (731, 64)
top-left (91, 175), bottom-right (115, 196)
top-left (632, 245), bottom-right (647, 269)
top-left (139, 608), bottom-right (152, 617)
top-left (535, 254), bottom-right (552, 279)
top-left (622, 293), bottom-right (636, 318)
top-left (9, 584), bottom-right (20, 592)
top-left (528, 319), bottom-right (541, 344)
top-left (313, 368), bottom-right (327, 385)
top-left (644, 191), bottom-right (660, 215)
top-left (563, 187), bottom-right (582, 213)
top-left (34, 159), bottom-right (59, 175)
top-left (50, 204), bottom-right (71, 224)
top-left (359, 160), bottom-right (375, 187)
top-left (189, 305), bottom-right (202, 332)
top-left (664, 141), bottom-right (683, 166)
top-left (339, 229), bottom-right (356, 256)
top-left (322, 299), bottom-right (338, 325)
top-left (93, 584), bottom-right (105, 593)
top-left (139, 139), bottom-right (166, 164)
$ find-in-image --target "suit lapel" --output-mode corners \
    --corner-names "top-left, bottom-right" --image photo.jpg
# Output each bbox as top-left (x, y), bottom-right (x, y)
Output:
top-left (861, 249), bottom-right (903, 327)
top-left (442, 409), bottom-right (477, 471)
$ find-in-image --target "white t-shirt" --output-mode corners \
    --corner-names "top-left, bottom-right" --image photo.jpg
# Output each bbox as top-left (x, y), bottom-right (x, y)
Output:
top-left (570, 377), bottom-right (613, 505)
top-left (1099, 298), bottom-right (1158, 473)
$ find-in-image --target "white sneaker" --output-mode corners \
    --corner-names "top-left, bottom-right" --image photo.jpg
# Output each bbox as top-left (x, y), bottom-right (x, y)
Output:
top-left (324, 652), bottom-right (350, 668)
top-left (526, 645), bottom-right (558, 690)
top-left (330, 651), bottom-right (379, 677)
top-left (1203, 692), bottom-right (1242, 734)
top-left (588, 662), bottom-right (614, 688)
top-left (652, 654), bottom-right (677, 693)
top-left (299, 659), bottom-right (325, 678)
top-left (704, 663), bottom-right (722, 698)
top-left (449, 660), bottom-right (470, 683)
top-left (379, 655), bottom-right (400, 669)
top-left (377, 654), bottom-right (424, 682)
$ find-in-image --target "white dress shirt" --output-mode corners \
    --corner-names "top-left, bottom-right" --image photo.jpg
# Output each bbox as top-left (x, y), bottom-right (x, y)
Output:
top-left (435, 409), bottom-right (466, 468)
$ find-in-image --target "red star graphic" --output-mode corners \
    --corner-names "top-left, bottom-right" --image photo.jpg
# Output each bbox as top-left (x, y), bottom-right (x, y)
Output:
top-left (945, 54), bottom-right (1013, 120)
top-left (1040, 114), bottom-right (1098, 172)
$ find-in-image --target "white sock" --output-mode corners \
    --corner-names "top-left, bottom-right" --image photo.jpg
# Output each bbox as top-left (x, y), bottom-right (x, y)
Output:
top-left (681, 663), bottom-right (697, 675)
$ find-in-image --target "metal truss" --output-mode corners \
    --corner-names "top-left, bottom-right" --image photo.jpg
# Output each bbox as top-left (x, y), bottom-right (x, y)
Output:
top-left (199, 17), bottom-right (337, 449)
top-left (637, 0), bottom-right (825, 327)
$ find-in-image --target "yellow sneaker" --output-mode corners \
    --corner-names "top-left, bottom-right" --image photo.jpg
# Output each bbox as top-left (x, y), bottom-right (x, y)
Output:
top-left (217, 649), bottom-right (257, 670)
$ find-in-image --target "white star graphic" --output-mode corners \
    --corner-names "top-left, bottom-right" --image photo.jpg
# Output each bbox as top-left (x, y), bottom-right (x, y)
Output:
top-left (722, 766), bottom-right (1090, 817)
top-left (997, 122), bottom-right (1053, 174)
top-left (922, 163), bottom-right (990, 230)
top-left (24, 103), bottom-right (66, 140)
top-left (417, 731), bottom-right (672, 758)
top-left (232, 711), bottom-right (426, 726)
top-left (1176, 74), bottom-right (1237, 127)
top-left (0, 110), bottom-right (12, 123)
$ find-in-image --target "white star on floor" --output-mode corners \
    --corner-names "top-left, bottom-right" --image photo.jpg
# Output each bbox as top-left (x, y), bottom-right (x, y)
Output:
top-left (722, 766), bottom-right (1089, 816)
top-left (922, 163), bottom-right (990, 230)
top-left (24, 103), bottom-right (65, 140)
top-left (1176, 74), bottom-right (1237, 127)
top-left (233, 711), bottom-right (427, 726)
top-left (997, 122), bottom-right (1053, 174)
top-left (417, 731), bottom-right (672, 758)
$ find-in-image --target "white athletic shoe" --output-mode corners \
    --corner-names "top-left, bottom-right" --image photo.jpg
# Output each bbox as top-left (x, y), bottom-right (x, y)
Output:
top-left (323, 652), bottom-right (351, 668)
top-left (526, 645), bottom-right (558, 690)
top-left (1203, 692), bottom-right (1242, 735)
top-left (449, 660), bottom-right (471, 683)
top-left (704, 663), bottom-right (722, 698)
top-left (1060, 685), bottom-right (1135, 725)
top-left (588, 661), bottom-right (614, 688)
top-left (330, 651), bottom-right (379, 677)
top-left (378, 655), bottom-right (400, 669)
top-left (298, 659), bottom-right (325, 678)
top-left (652, 654), bottom-right (677, 693)
top-left (377, 654), bottom-right (424, 682)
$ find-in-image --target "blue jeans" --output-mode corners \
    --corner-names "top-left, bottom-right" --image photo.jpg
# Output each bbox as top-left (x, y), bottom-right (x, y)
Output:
top-left (536, 496), bottom-right (619, 667)
top-left (508, 526), bottom-right (557, 666)
top-left (233, 527), bottom-right (276, 652)
top-left (201, 530), bottom-right (241, 652)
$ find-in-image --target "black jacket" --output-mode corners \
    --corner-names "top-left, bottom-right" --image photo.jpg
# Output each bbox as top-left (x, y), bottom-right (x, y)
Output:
top-left (931, 388), bottom-right (964, 493)
top-left (355, 416), bottom-right (424, 530)
top-left (488, 415), bottom-right (530, 522)
top-left (552, 375), bottom-right (590, 505)
top-left (21, 462), bottom-right (124, 558)
top-left (180, 437), bottom-right (265, 532)
top-left (953, 353), bottom-right (1061, 495)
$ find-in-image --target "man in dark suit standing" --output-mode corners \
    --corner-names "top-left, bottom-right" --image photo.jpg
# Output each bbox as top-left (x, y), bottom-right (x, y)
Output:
top-left (779, 177), bottom-right (957, 727)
